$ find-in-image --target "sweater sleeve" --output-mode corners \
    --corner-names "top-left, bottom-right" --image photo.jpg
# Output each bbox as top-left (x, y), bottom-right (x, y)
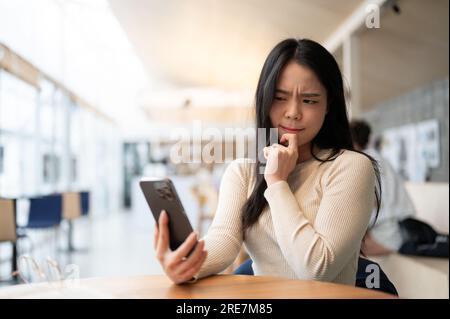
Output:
top-left (194, 159), bottom-right (250, 279)
top-left (263, 152), bottom-right (375, 281)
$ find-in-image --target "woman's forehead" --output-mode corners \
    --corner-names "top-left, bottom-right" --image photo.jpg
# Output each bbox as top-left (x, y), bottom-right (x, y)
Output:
top-left (277, 61), bottom-right (324, 92)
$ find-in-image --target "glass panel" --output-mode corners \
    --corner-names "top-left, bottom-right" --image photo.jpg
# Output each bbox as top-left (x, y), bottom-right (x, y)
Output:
top-left (0, 71), bottom-right (37, 134)
top-left (54, 89), bottom-right (68, 143)
top-left (39, 80), bottom-right (55, 141)
top-left (0, 134), bottom-right (21, 197)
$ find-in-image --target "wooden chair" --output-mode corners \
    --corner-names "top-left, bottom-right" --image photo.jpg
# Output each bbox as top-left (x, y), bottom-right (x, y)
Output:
top-left (0, 198), bottom-right (18, 281)
top-left (62, 192), bottom-right (83, 252)
top-left (62, 192), bottom-right (82, 220)
top-left (191, 182), bottom-right (218, 237)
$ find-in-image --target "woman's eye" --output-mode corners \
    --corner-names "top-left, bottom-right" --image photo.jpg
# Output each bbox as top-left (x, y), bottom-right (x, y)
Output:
top-left (304, 99), bottom-right (318, 104)
top-left (274, 96), bottom-right (286, 101)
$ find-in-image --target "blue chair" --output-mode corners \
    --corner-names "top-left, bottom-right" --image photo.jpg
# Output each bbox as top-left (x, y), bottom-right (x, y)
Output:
top-left (80, 191), bottom-right (90, 216)
top-left (26, 194), bottom-right (62, 229)
top-left (15, 194), bottom-right (63, 254)
top-left (234, 257), bottom-right (398, 296)
top-left (234, 258), bottom-right (254, 275)
top-left (356, 257), bottom-right (398, 296)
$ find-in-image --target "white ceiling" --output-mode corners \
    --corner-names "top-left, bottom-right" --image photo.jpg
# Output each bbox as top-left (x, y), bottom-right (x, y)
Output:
top-left (109, 0), bottom-right (361, 91)
top-left (109, 0), bottom-right (449, 120)
top-left (357, 0), bottom-right (449, 111)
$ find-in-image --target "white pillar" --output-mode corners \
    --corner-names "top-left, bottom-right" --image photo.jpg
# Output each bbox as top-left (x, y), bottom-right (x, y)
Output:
top-left (343, 34), bottom-right (361, 120)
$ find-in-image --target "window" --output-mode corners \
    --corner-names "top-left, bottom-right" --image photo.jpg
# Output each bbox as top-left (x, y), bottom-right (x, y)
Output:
top-left (42, 153), bottom-right (60, 184)
top-left (0, 134), bottom-right (21, 196)
top-left (0, 71), bottom-right (37, 134)
top-left (39, 80), bottom-right (55, 141)
top-left (0, 145), bottom-right (4, 174)
top-left (0, 70), bottom-right (39, 197)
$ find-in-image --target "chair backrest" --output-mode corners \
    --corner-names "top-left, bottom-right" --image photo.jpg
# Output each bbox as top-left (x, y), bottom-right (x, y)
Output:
top-left (80, 191), bottom-right (90, 216)
top-left (234, 258), bottom-right (253, 275)
top-left (0, 198), bottom-right (17, 242)
top-left (356, 257), bottom-right (398, 296)
top-left (63, 192), bottom-right (82, 220)
top-left (27, 194), bottom-right (62, 228)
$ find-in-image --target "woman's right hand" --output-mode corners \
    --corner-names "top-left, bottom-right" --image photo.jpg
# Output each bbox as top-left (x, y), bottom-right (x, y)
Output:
top-left (154, 210), bottom-right (208, 284)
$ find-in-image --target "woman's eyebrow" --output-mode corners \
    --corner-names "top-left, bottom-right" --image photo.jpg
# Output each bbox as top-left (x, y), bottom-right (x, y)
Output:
top-left (275, 89), bottom-right (321, 97)
top-left (301, 93), bottom-right (321, 97)
top-left (275, 88), bottom-right (290, 95)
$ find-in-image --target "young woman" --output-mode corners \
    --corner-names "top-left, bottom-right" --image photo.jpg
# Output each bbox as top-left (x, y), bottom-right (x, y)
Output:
top-left (153, 38), bottom-right (381, 285)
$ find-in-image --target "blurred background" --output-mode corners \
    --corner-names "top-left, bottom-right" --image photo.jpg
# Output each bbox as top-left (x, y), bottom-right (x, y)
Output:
top-left (0, 0), bottom-right (448, 298)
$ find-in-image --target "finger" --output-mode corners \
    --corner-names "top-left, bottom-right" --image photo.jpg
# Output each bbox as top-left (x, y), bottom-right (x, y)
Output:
top-left (166, 233), bottom-right (199, 271)
top-left (280, 133), bottom-right (293, 147)
top-left (263, 147), bottom-right (270, 160)
top-left (154, 225), bottom-right (159, 250)
top-left (156, 210), bottom-right (170, 257)
top-left (174, 240), bottom-right (205, 274)
top-left (280, 133), bottom-right (298, 150)
top-left (172, 232), bottom-right (198, 261)
top-left (180, 250), bottom-right (207, 281)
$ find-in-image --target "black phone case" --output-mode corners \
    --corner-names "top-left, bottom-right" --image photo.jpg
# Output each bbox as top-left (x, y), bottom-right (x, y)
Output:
top-left (140, 178), bottom-right (196, 252)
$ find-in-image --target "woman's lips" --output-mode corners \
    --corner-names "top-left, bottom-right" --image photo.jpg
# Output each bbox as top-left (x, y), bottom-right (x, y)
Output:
top-left (279, 125), bottom-right (304, 133)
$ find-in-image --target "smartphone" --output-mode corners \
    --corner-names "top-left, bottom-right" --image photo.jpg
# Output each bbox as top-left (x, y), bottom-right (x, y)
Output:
top-left (139, 177), bottom-right (196, 253)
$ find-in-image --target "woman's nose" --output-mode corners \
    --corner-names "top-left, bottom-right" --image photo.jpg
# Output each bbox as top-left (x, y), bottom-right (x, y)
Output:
top-left (285, 100), bottom-right (301, 120)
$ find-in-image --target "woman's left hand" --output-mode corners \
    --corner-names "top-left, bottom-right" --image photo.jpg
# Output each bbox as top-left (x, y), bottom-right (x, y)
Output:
top-left (263, 133), bottom-right (299, 186)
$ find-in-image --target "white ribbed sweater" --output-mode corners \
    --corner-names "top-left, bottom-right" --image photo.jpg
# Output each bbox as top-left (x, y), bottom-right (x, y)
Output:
top-left (195, 149), bottom-right (375, 285)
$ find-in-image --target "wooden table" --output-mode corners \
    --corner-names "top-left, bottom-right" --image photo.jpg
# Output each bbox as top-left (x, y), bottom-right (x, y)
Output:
top-left (0, 274), bottom-right (396, 299)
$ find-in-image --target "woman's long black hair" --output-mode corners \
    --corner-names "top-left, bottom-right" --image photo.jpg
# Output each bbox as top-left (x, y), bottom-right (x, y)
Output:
top-left (241, 38), bottom-right (381, 236)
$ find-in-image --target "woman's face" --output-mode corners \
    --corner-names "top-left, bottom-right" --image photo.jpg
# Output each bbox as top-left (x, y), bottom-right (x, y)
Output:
top-left (269, 60), bottom-right (328, 149)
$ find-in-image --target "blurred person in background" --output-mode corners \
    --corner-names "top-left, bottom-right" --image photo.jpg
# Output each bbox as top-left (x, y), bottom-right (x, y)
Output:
top-left (351, 120), bottom-right (448, 258)
top-left (350, 120), bottom-right (415, 255)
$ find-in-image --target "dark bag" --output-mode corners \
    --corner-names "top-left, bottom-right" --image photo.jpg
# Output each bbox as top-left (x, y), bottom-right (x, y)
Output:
top-left (398, 218), bottom-right (449, 258)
